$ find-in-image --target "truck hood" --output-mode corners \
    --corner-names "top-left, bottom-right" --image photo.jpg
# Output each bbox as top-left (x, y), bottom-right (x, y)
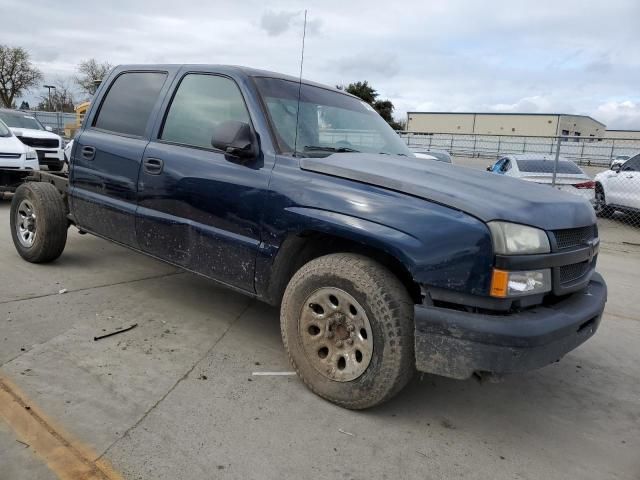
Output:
top-left (0, 135), bottom-right (29, 154)
top-left (300, 153), bottom-right (596, 231)
top-left (9, 127), bottom-right (60, 140)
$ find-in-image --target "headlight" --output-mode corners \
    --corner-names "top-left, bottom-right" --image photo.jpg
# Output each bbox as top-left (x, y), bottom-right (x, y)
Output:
top-left (490, 268), bottom-right (551, 297)
top-left (25, 150), bottom-right (37, 160)
top-left (488, 221), bottom-right (550, 255)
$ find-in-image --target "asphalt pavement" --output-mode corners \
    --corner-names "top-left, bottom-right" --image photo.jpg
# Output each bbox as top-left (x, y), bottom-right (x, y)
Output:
top-left (0, 185), bottom-right (639, 479)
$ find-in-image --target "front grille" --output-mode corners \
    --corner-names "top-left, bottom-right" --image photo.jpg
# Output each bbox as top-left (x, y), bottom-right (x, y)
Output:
top-left (553, 225), bottom-right (597, 250)
top-left (559, 261), bottom-right (590, 284)
top-left (17, 136), bottom-right (59, 149)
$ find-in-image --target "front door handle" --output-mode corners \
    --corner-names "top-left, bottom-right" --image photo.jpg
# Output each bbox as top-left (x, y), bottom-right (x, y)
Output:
top-left (81, 146), bottom-right (95, 160)
top-left (143, 157), bottom-right (164, 175)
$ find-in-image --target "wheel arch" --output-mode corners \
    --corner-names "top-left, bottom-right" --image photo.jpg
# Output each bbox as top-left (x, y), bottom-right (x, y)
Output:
top-left (257, 209), bottom-right (422, 306)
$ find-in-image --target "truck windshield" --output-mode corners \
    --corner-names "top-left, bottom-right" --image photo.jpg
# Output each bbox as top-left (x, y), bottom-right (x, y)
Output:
top-left (0, 111), bottom-right (44, 131)
top-left (254, 77), bottom-right (411, 158)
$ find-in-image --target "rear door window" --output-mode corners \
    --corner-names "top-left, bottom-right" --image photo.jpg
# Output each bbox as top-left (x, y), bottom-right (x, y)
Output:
top-left (160, 74), bottom-right (250, 149)
top-left (93, 72), bottom-right (167, 137)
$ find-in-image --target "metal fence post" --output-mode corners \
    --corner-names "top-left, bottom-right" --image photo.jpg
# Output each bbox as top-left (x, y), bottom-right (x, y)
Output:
top-left (522, 137), bottom-right (526, 153)
top-left (610, 139), bottom-right (615, 161)
top-left (551, 136), bottom-right (561, 187)
top-left (497, 136), bottom-right (501, 155)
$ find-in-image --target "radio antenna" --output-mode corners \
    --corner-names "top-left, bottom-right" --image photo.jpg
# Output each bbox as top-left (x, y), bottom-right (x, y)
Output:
top-left (292, 9), bottom-right (307, 157)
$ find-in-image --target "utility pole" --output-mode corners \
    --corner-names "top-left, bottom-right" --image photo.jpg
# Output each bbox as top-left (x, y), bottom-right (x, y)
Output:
top-left (43, 85), bottom-right (56, 112)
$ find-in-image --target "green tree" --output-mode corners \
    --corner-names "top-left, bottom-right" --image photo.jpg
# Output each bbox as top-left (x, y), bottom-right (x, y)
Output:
top-left (344, 81), bottom-right (378, 105)
top-left (0, 45), bottom-right (43, 108)
top-left (340, 80), bottom-right (403, 130)
top-left (75, 59), bottom-right (112, 96)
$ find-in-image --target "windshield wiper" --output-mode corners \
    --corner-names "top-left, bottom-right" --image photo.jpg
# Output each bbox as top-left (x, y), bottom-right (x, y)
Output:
top-left (303, 145), bottom-right (360, 153)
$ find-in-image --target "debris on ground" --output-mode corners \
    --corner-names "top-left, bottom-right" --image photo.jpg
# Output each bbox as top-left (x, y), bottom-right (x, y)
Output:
top-left (93, 323), bottom-right (138, 341)
top-left (58, 288), bottom-right (67, 294)
top-left (338, 429), bottom-right (354, 437)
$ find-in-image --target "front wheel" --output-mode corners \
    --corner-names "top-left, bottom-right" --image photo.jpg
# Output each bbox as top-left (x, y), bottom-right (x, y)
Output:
top-left (10, 182), bottom-right (68, 263)
top-left (281, 253), bottom-right (415, 409)
top-left (594, 184), bottom-right (614, 218)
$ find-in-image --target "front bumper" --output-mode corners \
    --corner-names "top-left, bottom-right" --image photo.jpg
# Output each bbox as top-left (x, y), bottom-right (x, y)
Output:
top-left (36, 149), bottom-right (64, 166)
top-left (414, 272), bottom-right (607, 379)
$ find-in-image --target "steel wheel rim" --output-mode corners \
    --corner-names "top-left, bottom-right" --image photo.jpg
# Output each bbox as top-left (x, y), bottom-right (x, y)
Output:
top-left (16, 199), bottom-right (37, 248)
top-left (298, 287), bottom-right (374, 382)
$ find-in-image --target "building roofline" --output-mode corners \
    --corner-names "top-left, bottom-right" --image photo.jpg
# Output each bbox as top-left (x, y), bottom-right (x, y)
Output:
top-left (605, 129), bottom-right (640, 132)
top-left (406, 111), bottom-right (606, 127)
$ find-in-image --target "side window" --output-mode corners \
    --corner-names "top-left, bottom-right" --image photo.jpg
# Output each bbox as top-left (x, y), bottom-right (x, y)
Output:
top-left (94, 72), bottom-right (167, 136)
top-left (492, 159), bottom-right (505, 173)
top-left (622, 155), bottom-right (640, 172)
top-left (502, 160), bottom-right (511, 172)
top-left (161, 74), bottom-right (250, 149)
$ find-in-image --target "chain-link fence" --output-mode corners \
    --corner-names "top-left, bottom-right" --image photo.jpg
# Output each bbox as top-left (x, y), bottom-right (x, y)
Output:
top-left (400, 131), bottom-right (640, 246)
top-left (19, 110), bottom-right (76, 137)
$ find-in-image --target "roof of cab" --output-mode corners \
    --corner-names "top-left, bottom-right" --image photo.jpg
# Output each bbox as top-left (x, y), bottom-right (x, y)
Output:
top-left (112, 64), bottom-right (353, 96)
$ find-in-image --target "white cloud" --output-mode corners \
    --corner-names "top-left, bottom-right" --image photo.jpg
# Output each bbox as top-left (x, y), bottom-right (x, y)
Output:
top-left (594, 101), bottom-right (640, 130)
top-left (259, 10), bottom-right (299, 36)
top-left (1, 0), bottom-right (638, 129)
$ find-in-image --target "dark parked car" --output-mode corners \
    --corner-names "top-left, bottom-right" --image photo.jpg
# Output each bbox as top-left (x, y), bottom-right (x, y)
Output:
top-left (3, 65), bottom-right (606, 409)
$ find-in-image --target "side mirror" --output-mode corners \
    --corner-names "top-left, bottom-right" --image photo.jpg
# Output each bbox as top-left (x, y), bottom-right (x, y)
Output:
top-left (611, 163), bottom-right (621, 173)
top-left (45, 126), bottom-right (53, 132)
top-left (211, 121), bottom-right (258, 160)
top-left (486, 165), bottom-right (493, 171)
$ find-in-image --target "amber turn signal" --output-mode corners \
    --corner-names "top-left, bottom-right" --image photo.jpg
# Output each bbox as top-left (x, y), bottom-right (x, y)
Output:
top-left (490, 268), bottom-right (509, 298)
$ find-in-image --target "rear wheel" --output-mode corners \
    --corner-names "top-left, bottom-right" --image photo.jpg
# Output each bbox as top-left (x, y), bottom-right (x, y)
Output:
top-left (281, 253), bottom-right (415, 409)
top-left (10, 183), bottom-right (68, 263)
top-left (594, 184), bottom-right (614, 218)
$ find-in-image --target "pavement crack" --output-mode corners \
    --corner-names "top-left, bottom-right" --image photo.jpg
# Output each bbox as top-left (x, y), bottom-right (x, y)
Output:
top-left (0, 271), bottom-right (184, 306)
top-left (96, 299), bottom-right (255, 461)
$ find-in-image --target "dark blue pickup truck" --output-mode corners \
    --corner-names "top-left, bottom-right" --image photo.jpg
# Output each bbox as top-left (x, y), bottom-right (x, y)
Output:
top-left (5, 65), bottom-right (606, 409)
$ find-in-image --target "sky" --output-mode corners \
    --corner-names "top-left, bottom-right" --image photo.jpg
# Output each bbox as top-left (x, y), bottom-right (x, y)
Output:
top-left (3, 0), bottom-right (639, 129)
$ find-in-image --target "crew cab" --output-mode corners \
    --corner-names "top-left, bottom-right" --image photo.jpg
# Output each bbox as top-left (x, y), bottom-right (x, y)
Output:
top-left (3, 65), bottom-right (607, 409)
top-left (0, 109), bottom-right (65, 171)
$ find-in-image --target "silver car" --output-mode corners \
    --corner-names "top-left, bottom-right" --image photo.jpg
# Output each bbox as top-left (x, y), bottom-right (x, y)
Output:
top-left (488, 154), bottom-right (595, 204)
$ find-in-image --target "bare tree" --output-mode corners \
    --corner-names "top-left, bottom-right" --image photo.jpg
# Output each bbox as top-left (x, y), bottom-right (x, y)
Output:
top-left (36, 79), bottom-right (76, 113)
top-left (0, 45), bottom-right (43, 108)
top-left (75, 59), bottom-right (112, 96)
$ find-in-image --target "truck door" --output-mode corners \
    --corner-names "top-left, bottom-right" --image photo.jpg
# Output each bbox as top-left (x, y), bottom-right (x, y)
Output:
top-left (70, 71), bottom-right (169, 247)
top-left (136, 72), bottom-right (272, 292)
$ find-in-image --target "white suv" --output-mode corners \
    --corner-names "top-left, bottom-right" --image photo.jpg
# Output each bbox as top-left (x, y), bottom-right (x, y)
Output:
top-left (0, 109), bottom-right (65, 171)
top-left (595, 154), bottom-right (640, 219)
top-left (0, 119), bottom-right (39, 170)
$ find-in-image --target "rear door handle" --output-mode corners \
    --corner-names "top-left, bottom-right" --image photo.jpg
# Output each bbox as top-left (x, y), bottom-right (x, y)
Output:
top-left (81, 146), bottom-right (95, 160)
top-left (143, 157), bottom-right (164, 175)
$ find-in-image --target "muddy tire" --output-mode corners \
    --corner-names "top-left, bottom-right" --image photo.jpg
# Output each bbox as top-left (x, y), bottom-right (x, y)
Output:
top-left (10, 182), bottom-right (68, 263)
top-left (281, 253), bottom-right (415, 409)
top-left (594, 184), bottom-right (614, 218)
